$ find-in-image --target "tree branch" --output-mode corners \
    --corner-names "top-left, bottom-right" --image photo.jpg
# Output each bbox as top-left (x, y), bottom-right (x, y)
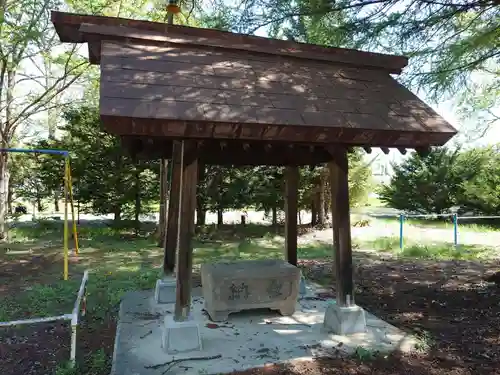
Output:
top-left (249, 0), bottom-right (390, 34)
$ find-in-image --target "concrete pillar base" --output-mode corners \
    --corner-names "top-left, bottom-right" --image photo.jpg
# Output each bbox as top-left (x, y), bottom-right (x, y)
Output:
top-left (161, 315), bottom-right (202, 354)
top-left (323, 301), bottom-right (367, 335)
top-left (154, 277), bottom-right (176, 304)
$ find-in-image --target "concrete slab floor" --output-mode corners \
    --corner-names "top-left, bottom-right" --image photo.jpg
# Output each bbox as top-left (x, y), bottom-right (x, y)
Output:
top-left (111, 283), bottom-right (418, 375)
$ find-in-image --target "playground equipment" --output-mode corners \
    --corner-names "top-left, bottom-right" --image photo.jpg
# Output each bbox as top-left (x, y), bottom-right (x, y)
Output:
top-left (0, 270), bottom-right (89, 367)
top-left (0, 148), bottom-right (79, 280)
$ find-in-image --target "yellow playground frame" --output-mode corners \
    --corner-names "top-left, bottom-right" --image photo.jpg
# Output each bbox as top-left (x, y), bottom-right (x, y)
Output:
top-left (1, 148), bottom-right (79, 280)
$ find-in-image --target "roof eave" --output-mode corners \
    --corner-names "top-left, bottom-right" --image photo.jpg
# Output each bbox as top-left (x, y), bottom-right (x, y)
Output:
top-left (51, 10), bottom-right (409, 74)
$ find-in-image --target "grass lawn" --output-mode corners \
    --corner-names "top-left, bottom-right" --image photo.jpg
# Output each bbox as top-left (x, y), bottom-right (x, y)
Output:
top-left (375, 216), bottom-right (500, 233)
top-left (1, 221), bottom-right (495, 322)
top-left (1, 220), bottom-right (499, 375)
top-left (361, 236), bottom-right (497, 260)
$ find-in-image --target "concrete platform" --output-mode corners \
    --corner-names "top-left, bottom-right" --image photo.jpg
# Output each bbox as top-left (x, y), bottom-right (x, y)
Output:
top-left (111, 283), bottom-right (418, 375)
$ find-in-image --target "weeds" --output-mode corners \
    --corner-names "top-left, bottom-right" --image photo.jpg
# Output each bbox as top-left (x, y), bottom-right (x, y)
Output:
top-left (414, 330), bottom-right (435, 353)
top-left (53, 350), bottom-right (109, 375)
top-left (351, 346), bottom-right (379, 361)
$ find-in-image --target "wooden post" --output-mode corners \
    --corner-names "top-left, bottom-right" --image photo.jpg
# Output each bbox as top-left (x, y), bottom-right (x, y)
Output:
top-left (285, 166), bottom-right (299, 266)
top-left (196, 163), bottom-right (206, 227)
top-left (174, 141), bottom-right (198, 321)
top-left (328, 149), bottom-right (354, 307)
top-left (158, 159), bottom-right (169, 247)
top-left (163, 141), bottom-right (183, 275)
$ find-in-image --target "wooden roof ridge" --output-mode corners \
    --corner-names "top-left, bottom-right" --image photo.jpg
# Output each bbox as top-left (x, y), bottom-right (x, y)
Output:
top-left (51, 10), bottom-right (408, 74)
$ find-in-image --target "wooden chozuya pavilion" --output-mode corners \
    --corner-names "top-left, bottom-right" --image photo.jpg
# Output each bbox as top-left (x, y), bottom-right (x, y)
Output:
top-left (52, 10), bottom-right (456, 338)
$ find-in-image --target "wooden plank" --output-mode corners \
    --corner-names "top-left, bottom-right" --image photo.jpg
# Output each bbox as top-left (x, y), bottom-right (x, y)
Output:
top-left (284, 166), bottom-right (299, 266)
top-left (102, 82), bottom-right (227, 104)
top-left (174, 141), bottom-right (198, 321)
top-left (163, 141), bottom-right (183, 274)
top-left (99, 97), bottom-right (206, 120)
top-left (70, 20), bottom-right (408, 73)
top-left (101, 41), bottom-right (225, 64)
top-left (101, 55), bottom-right (216, 75)
top-left (101, 68), bottom-right (200, 87)
top-left (328, 149), bottom-right (354, 307)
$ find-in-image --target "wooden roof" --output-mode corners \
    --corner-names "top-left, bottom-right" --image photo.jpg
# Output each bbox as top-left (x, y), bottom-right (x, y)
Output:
top-left (51, 11), bottom-right (457, 165)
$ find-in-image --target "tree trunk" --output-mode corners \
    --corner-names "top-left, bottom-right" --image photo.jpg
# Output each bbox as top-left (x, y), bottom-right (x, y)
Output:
top-left (0, 68), bottom-right (14, 239)
top-left (113, 206), bottom-right (121, 226)
top-left (134, 168), bottom-right (141, 235)
top-left (272, 206), bottom-right (278, 227)
top-left (311, 200), bottom-right (317, 226)
top-left (217, 208), bottom-right (223, 226)
top-left (54, 193), bottom-right (59, 212)
top-left (318, 182), bottom-right (325, 226)
top-left (7, 184), bottom-right (12, 214)
top-left (0, 153), bottom-right (10, 240)
top-left (157, 159), bottom-right (169, 247)
top-left (36, 183), bottom-right (43, 212)
top-left (196, 205), bottom-right (206, 226)
top-left (77, 200), bottom-right (80, 224)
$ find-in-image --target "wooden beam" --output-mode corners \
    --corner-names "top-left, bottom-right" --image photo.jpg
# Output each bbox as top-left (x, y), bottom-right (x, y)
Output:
top-left (174, 141), bottom-right (198, 321)
top-left (328, 149), bottom-right (354, 307)
top-left (398, 147), bottom-right (407, 155)
top-left (363, 146), bottom-right (372, 154)
top-left (380, 147), bottom-right (390, 155)
top-left (163, 140), bottom-right (183, 274)
top-left (284, 166), bottom-right (299, 266)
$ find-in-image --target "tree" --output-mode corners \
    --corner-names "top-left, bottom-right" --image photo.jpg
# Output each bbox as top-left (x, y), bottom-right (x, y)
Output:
top-left (209, 0), bottom-right (499, 138)
top-left (379, 148), bottom-right (464, 214)
top-left (458, 145), bottom-right (500, 214)
top-left (0, 0), bottom-right (90, 238)
top-left (54, 106), bottom-right (159, 224)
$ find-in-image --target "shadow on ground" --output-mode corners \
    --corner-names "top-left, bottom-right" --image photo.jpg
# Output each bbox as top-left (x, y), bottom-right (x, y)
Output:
top-left (1, 223), bottom-right (500, 375)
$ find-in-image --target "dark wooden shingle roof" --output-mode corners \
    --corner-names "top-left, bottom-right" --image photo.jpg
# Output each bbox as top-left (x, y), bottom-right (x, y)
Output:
top-left (51, 11), bottom-right (457, 163)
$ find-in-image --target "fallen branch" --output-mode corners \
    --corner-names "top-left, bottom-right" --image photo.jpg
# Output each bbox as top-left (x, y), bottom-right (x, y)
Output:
top-left (140, 330), bottom-right (152, 339)
top-left (145, 354), bottom-right (222, 374)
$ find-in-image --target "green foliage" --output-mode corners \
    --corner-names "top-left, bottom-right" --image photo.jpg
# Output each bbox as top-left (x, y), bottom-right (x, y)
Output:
top-left (348, 150), bottom-right (372, 207)
top-left (458, 145), bottom-right (500, 215)
top-left (54, 362), bottom-right (78, 375)
top-left (379, 148), bottom-right (464, 214)
top-left (352, 346), bottom-right (379, 361)
top-left (66, 106), bottom-right (158, 220)
top-left (379, 145), bottom-right (500, 215)
top-left (220, 0), bottom-right (499, 136)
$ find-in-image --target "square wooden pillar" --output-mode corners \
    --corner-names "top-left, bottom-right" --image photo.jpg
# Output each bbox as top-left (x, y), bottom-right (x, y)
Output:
top-left (174, 141), bottom-right (198, 321)
top-left (163, 140), bottom-right (183, 275)
top-left (328, 149), bottom-right (354, 307)
top-left (284, 166), bottom-right (299, 266)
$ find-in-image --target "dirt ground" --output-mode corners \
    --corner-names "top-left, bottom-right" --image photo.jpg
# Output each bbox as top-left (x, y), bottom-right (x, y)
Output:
top-left (1, 253), bottom-right (500, 375)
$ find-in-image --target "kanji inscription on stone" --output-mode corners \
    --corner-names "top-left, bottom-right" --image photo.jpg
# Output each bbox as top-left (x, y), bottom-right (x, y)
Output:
top-left (266, 279), bottom-right (283, 299)
top-left (228, 282), bottom-right (250, 301)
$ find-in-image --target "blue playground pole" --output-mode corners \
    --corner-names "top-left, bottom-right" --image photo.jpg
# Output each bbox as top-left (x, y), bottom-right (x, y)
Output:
top-left (399, 214), bottom-right (404, 250)
top-left (453, 213), bottom-right (458, 247)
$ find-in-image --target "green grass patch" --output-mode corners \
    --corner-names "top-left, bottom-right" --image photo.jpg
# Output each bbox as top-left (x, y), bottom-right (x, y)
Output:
top-left (0, 220), bottom-right (495, 324)
top-left (376, 216), bottom-right (500, 232)
top-left (0, 222), bottom-right (332, 323)
top-left (360, 236), bottom-right (495, 260)
top-left (54, 349), bottom-right (109, 375)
